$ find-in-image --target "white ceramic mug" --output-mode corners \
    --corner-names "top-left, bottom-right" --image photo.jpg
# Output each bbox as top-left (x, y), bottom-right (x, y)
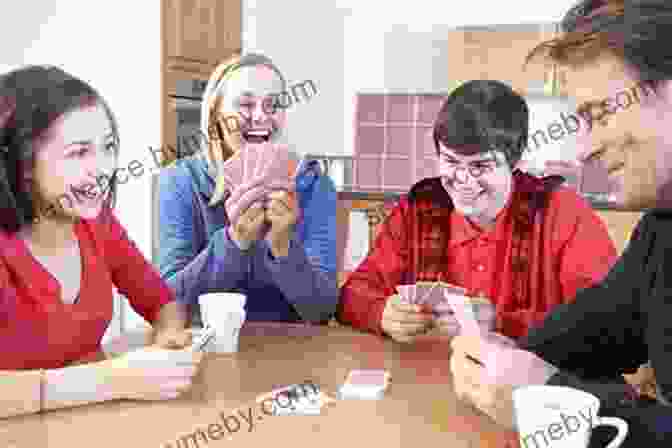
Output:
top-left (513, 385), bottom-right (628, 448)
top-left (197, 293), bottom-right (246, 353)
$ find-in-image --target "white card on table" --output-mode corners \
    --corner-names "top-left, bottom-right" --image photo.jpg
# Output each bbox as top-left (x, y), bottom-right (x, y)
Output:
top-left (338, 369), bottom-right (391, 400)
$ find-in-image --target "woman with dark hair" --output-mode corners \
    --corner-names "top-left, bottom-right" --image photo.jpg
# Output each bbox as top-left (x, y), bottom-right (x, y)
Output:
top-left (451, 1), bottom-right (672, 445)
top-left (0, 65), bottom-right (201, 418)
top-left (338, 79), bottom-right (616, 341)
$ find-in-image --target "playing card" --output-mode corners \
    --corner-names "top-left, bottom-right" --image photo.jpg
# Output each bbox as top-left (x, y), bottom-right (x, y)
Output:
top-left (414, 281), bottom-right (442, 306)
top-left (254, 143), bottom-right (277, 180)
top-left (443, 290), bottom-right (480, 335)
top-left (255, 382), bottom-right (334, 416)
top-left (395, 284), bottom-right (415, 304)
top-left (262, 144), bottom-right (298, 188)
top-left (415, 281), bottom-right (467, 307)
top-left (220, 152), bottom-right (244, 191)
top-left (242, 143), bottom-right (264, 183)
top-left (346, 370), bottom-right (391, 387)
top-left (224, 184), bottom-right (266, 224)
top-left (338, 369), bottom-right (391, 400)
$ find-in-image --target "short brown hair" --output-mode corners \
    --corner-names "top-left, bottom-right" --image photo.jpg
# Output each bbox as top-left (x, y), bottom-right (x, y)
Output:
top-left (526, 0), bottom-right (672, 84)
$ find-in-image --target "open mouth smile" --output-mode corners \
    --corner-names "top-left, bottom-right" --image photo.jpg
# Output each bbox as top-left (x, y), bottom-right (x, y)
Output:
top-left (70, 186), bottom-right (104, 203)
top-left (242, 129), bottom-right (272, 144)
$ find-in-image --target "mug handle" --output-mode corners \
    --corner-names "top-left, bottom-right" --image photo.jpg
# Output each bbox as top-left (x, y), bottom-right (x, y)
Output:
top-left (595, 416), bottom-right (628, 448)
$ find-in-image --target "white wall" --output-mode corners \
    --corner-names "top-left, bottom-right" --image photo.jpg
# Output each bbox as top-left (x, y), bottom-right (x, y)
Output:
top-left (244, 0), bottom-right (351, 157)
top-left (523, 95), bottom-right (580, 171)
top-left (3, 0), bottom-right (162, 334)
top-left (243, 0), bottom-right (577, 156)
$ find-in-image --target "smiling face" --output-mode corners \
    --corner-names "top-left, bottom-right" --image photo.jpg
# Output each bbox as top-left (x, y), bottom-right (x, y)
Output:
top-left (438, 144), bottom-right (514, 226)
top-left (214, 64), bottom-right (287, 153)
top-left (566, 52), bottom-right (672, 209)
top-left (32, 103), bottom-right (118, 221)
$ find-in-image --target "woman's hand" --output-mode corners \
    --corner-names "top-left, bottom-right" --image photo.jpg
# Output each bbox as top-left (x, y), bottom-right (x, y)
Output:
top-left (106, 346), bottom-right (203, 401)
top-left (265, 190), bottom-right (298, 258)
top-left (152, 327), bottom-right (192, 349)
top-left (229, 201), bottom-right (267, 250)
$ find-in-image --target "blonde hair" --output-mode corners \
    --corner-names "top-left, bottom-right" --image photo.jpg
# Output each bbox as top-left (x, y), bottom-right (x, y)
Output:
top-left (200, 53), bottom-right (286, 206)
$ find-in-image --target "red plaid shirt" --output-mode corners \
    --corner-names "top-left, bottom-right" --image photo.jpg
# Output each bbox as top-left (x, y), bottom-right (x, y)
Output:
top-left (338, 172), bottom-right (617, 339)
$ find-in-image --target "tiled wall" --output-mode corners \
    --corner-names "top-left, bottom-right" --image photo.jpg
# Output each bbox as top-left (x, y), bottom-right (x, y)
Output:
top-left (353, 93), bottom-right (614, 198)
top-left (353, 93), bottom-right (445, 191)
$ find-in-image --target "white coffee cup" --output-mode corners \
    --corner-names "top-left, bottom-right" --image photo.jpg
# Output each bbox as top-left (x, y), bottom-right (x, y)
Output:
top-left (197, 293), bottom-right (247, 353)
top-left (513, 385), bottom-right (628, 448)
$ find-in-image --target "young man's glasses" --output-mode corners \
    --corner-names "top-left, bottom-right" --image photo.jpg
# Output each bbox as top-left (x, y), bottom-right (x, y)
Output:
top-left (439, 155), bottom-right (500, 179)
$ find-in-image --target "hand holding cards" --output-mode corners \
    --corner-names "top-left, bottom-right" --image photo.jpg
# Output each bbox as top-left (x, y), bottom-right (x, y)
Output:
top-left (395, 281), bottom-right (466, 307)
top-left (223, 143), bottom-right (300, 225)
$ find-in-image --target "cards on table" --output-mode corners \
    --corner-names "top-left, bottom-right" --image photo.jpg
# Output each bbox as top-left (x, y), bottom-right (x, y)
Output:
top-left (338, 369), bottom-right (391, 400)
top-left (255, 381), bottom-right (334, 416)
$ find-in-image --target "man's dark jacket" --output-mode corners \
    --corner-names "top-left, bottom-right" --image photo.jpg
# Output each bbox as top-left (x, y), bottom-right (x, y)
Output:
top-left (521, 210), bottom-right (672, 446)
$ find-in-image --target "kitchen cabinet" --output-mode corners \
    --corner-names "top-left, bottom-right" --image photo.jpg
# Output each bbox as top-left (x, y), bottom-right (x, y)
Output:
top-left (160, 0), bottom-right (241, 168)
top-left (446, 24), bottom-right (557, 96)
top-left (163, 0), bottom-right (241, 76)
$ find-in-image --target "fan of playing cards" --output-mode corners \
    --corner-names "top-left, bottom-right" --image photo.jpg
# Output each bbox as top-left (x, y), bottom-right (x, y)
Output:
top-left (222, 143), bottom-right (300, 223)
top-left (396, 281), bottom-right (489, 336)
top-left (395, 281), bottom-right (467, 306)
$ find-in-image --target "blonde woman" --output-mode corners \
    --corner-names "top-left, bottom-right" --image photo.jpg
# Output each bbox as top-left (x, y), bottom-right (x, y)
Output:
top-left (157, 53), bottom-right (338, 325)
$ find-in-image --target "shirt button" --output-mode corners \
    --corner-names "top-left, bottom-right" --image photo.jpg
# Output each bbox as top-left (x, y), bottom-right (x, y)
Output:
top-left (475, 264), bottom-right (485, 272)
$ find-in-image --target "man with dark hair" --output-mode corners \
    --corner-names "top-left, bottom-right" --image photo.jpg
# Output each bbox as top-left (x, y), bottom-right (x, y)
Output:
top-left (338, 80), bottom-right (617, 341)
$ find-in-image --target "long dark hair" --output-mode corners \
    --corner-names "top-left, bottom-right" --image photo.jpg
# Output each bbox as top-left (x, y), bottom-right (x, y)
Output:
top-left (0, 65), bottom-right (120, 234)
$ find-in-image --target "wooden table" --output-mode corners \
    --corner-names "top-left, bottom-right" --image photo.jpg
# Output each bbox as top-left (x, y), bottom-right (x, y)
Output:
top-left (0, 324), bottom-right (518, 447)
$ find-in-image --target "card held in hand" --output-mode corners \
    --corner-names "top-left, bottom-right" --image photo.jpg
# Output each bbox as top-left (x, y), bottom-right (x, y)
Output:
top-left (395, 284), bottom-right (415, 304)
top-left (443, 290), bottom-right (480, 335)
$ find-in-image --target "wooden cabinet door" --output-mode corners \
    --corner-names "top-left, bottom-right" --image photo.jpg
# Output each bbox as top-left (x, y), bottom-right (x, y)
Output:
top-left (446, 24), bottom-right (556, 95)
top-left (165, 0), bottom-right (241, 67)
